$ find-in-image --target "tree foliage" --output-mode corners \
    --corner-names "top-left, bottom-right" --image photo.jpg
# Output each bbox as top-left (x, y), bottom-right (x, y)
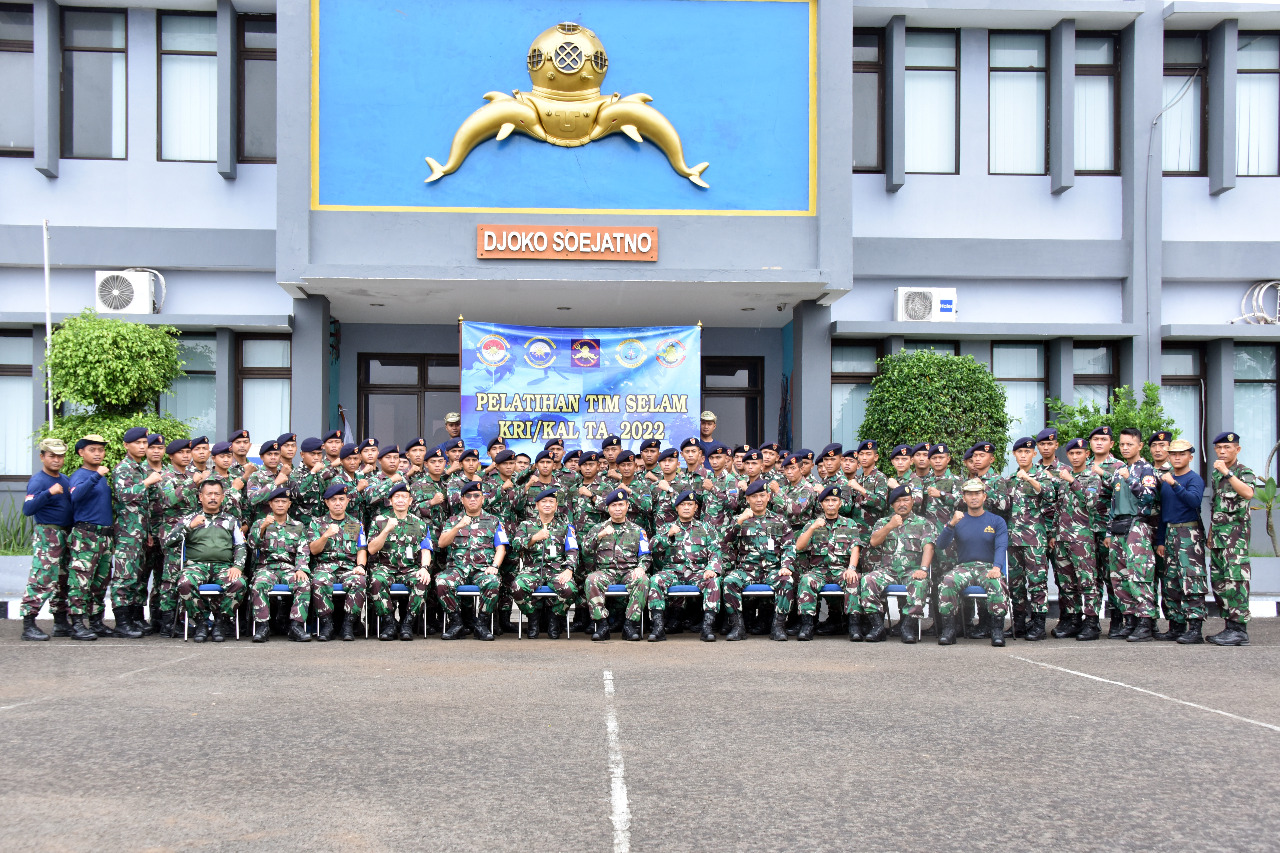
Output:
top-left (860, 350), bottom-right (1012, 473)
top-left (45, 309), bottom-right (184, 416)
top-left (37, 412), bottom-right (190, 474)
top-left (1046, 383), bottom-right (1175, 462)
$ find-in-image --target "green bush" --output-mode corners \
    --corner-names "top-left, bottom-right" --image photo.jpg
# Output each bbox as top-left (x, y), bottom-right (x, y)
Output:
top-left (860, 350), bottom-right (1012, 473)
top-left (44, 309), bottom-right (183, 416)
top-left (0, 499), bottom-right (34, 556)
top-left (1046, 383), bottom-right (1175, 462)
top-left (37, 412), bottom-right (190, 474)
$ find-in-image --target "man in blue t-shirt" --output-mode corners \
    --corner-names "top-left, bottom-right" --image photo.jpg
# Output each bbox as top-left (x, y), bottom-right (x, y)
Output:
top-left (924, 477), bottom-right (1010, 647)
top-left (67, 435), bottom-right (116, 639)
top-left (1154, 438), bottom-right (1208, 644)
top-left (20, 438), bottom-right (78, 641)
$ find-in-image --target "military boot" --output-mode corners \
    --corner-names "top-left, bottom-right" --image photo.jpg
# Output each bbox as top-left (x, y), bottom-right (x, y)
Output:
top-left (471, 612), bottom-right (495, 641)
top-left (149, 606), bottom-right (167, 636)
top-left (546, 611), bottom-right (562, 639)
top-left (210, 615), bottom-right (228, 643)
top-left (622, 619), bottom-right (642, 641)
top-left (607, 608), bottom-right (624, 633)
top-left (570, 606), bottom-right (591, 633)
top-left (340, 611), bottom-right (356, 641)
top-left (252, 620), bottom-right (271, 643)
top-left (441, 610), bottom-right (466, 640)
top-left (1154, 620), bottom-right (1185, 641)
top-left (52, 611), bottom-right (72, 638)
top-left (785, 610), bottom-right (801, 637)
top-left (1024, 614), bottom-right (1047, 642)
top-left (1012, 608), bottom-right (1028, 639)
top-left (21, 615), bottom-right (49, 641)
top-left (1075, 615), bottom-right (1101, 641)
top-left (1175, 619), bottom-right (1204, 645)
top-left (899, 615), bottom-right (918, 644)
top-left (847, 612), bottom-right (864, 642)
top-left (1206, 620), bottom-right (1249, 646)
top-left (1127, 616), bottom-right (1154, 642)
top-left (135, 605), bottom-right (155, 636)
top-left (495, 607), bottom-right (515, 637)
top-left (189, 617), bottom-right (209, 643)
top-left (315, 615), bottom-right (334, 642)
top-left (89, 612), bottom-right (115, 638)
top-left (646, 610), bottom-right (666, 642)
top-left (1107, 614), bottom-right (1128, 639)
top-left (1052, 612), bottom-right (1080, 639)
top-left (288, 620), bottom-right (311, 642)
top-left (766, 610), bottom-right (787, 641)
top-left (699, 610), bottom-right (716, 642)
top-left (423, 606), bottom-right (442, 636)
top-left (796, 613), bottom-right (815, 641)
top-left (399, 607), bottom-right (415, 641)
top-left (990, 614), bottom-right (1006, 647)
top-left (378, 611), bottom-right (398, 640)
top-left (937, 612), bottom-right (958, 646)
top-left (590, 618), bottom-right (611, 642)
top-left (816, 602), bottom-right (845, 635)
top-left (725, 611), bottom-right (746, 641)
top-left (113, 608), bottom-right (143, 639)
top-left (1113, 614), bottom-right (1136, 640)
top-left (748, 604), bottom-right (769, 635)
top-left (69, 616), bottom-right (97, 641)
top-left (966, 609), bottom-right (991, 640)
top-left (864, 611), bottom-right (887, 643)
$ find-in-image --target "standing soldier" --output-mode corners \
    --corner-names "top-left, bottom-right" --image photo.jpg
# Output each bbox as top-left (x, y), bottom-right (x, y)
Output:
top-left (247, 486), bottom-right (312, 643)
top-left (1147, 430), bottom-right (1173, 628)
top-left (1206, 432), bottom-right (1257, 646)
top-left (110, 427), bottom-right (162, 639)
top-left (19, 439), bottom-right (77, 641)
top-left (1099, 428), bottom-right (1160, 642)
top-left (649, 447), bottom-right (686, 528)
top-left (363, 444), bottom-right (407, 524)
top-left (290, 437), bottom-right (332, 523)
top-left (226, 429), bottom-right (256, 481)
top-left (277, 433), bottom-right (298, 468)
top-left (793, 485), bottom-right (861, 641)
top-left (329, 443), bottom-right (372, 524)
top-left (852, 484), bottom-right (933, 643)
top-left (1007, 437), bottom-right (1053, 641)
top-left (306, 483), bottom-right (369, 642)
top-left (1085, 426), bottom-right (1125, 634)
top-left (67, 436), bottom-right (114, 639)
top-left (771, 453), bottom-right (819, 530)
top-left (245, 439), bottom-right (292, 527)
top-left (169, 480), bottom-right (247, 643)
top-left (647, 489), bottom-right (722, 642)
top-left (510, 488), bottom-right (579, 639)
top-left (722, 480), bottom-right (797, 642)
top-left (412, 447), bottom-right (451, 530)
top-left (436, 480), bottom-right (507, 641)
top-left (207, 442), bottom-right (247, 524)
top-left (885, 445), bottom-right (924, 514)
top-left (321, 429), bottom-right (343, 467)
top-left (366, 483), bottom-right (434, 641)
top-left (139, 433), bottom-right (168, 634)
top-left (1053, 439), bottom-right (1104, 640)
top-left (1154, 439), bottom-right (1208, 644)
top-left (698, 444), bottom-right (741, 533)
top-left (157, 438), bottom-right (201, 636)
top-left (189, 436), bottom-right (211, 476)
top-left (850, 440), bottom-right (888, 532)
top-left (929, 479), bottom-right (1011, 647)
top-left (695, 411), bottom-right (718, 466)
top-left (580, 488), bottom-right (651, 641)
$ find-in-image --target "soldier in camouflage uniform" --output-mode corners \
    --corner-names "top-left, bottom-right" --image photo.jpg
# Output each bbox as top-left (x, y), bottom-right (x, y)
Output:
top-left (601, 450), bottom-right (655, 535)
top-left (19, 439), bottom-right (78, 642)
top-left (1006, 437), bottom-right (1054, 641)
top-left (1154, 439), bottom-right (1209, 644)
top-left (926, 478), bottom-right (1012, 646)
top-left (510, 487), bottom-right (579, 639)
top-left (771, 453), bottom-right (819, 531)
top-left (436, 480), bottom-right (508, 641)
top-left (247, 487), bottom-right (312, 643)
top-left (885, 445), bottom-right (924, 515)
top-left (849, 440), bottom-right (889, 536)
top-left (66, 436), bottom-right (115, 640)
top-left (139, 433), bottom-right (168, 635)
top-left (698, 443), bottom-right (742, 533)
top-left (1086, 426), bottom-right (1125, 633)
top-left (722, 480), bottom-right (796, 642)
top-left (647, 489), bottom-right (723, 642)
top-left (580, 488), bottom-right (651, 641)
top-left (793, 486), bottom-right (861, 640)
top-left (207, 442), bottom-right (248, 525)
top-left (306, 482), bottom-right (369, 642)
top-left (648, 448), bottom-right (687, 530)
top-left (366, 483), bottom-right (434, 641)
top-left (1206, 432), bottom-right (1257, 646)
top-left (847, 485), bottom-right (932, 643)
top-left (244, 439), bottom-right (293, 527)
top-left (169, 479), bottom-right (247, 643)
top-left (226, 428), bottom-right (256, 481)
top-left (109, 427), bottom-right (163, 639)
top-left (290, 437), bottom-right (333, 524)
top-left (156, 438), bottom-right (202, 636)
top-left (1052, 439), bottom-right (1104, 640)
top-left (1100, 428), bottom-right (1160, 641)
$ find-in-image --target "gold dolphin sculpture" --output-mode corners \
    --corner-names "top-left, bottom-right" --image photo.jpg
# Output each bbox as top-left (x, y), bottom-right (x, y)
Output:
top-left (425, 22), bottom-right (709, 188)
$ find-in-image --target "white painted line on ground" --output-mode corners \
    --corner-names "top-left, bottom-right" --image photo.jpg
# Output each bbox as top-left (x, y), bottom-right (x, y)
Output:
top-left (602, 670), bottom-right (630, 853)
top-left (116, 653), bottom-right (201, 679)
top-left (1014, 656), bottom-right (1280, 733)
top-left (0, 695), bottom-right (53, 712)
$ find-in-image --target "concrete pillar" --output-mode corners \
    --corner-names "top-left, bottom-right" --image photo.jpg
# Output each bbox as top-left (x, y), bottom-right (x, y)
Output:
top-left (32, 0), bottom-right (59, 178)
top-left (1049, 19), bottom-right (1076, 194)
top-left (791, 301), bottom-right (831, 452)
top-left (1047, 337), bottom-right (1073, 406)
top-left (290, 295), bottom-right (330, 436)
top-left (1208, 19), bottom-right (1238, 196)
top-left (883, 16), bottom-right (906, 192)
top-left (217, 0), bottom-right (238, 180)
top-left (215, 328), bottom-right (235, 439)
top-left (31, 325), bottom-right (46, 473)
top-left (1205, 339), bottom-right (1234, 453)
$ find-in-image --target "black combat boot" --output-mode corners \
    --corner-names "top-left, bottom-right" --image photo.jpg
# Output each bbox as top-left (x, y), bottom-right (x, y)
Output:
top-left (1052, 612), bottom-right (1080, 639)
top-left (966, 609), bottom-right (991, 640)
top-left (399, 607), bottom-right (415, 641)
top-left (471, 612), bottom-right (495, 641)
top-left (210, 615), bottom-right (227, 643)
top-left (1107, 614), bottom-right (1127, 639)
top-left (769, 611), bottom-right (788, 641)
top-left (607, 608), bottom-right (624, 633)
top-left (378, 611), bottom-right (398, 640)
top-left (1154, 620), bottom-right (1185, 641)
top-left (547, 611), bottom-right (562, 639)
top-left (622, 619), bottom-right (642, 641)
top-left (52, 611), bottom-right (72, 638)
top-left (441, 611), bottom-right (466, 640)
top-left (785, 610), bottom-right (801, 637)
top-left (522, 607), bottom-right (539, 639)
top-left (1113, 614), bottom-right (1136, 640)
top-left (591, 618), bottom-right (610, 642)
top-left (816, 601), bottom-right (845, 635)
top-left (847, 612), bottom-right (864, 642)
top-left (252, 620), bottom-right (271, 643)
top-left (1175, 619), bottom-right (1204, 644)
top-left (69, 616), bottom-right (98, 641)
top-left (937, 612), bottom-right (957, 646)
top-left (315, 615), bottom-right (334, 642)
top-left (725, 611), bottom-right (746, 641)
top-left (189, 617), bottom-right (209, 643)
top-left (288, 620), bottom-right (311, 642)
top-left (570, 606), bottom-right (591, 633)
top-left (340, 611), bottom-right (356, 641)
top-left (747, 604), bottom-right (768, 635)
top-left (135, 605), bottom-right (155, 636)
top-left (990, 614), bottom-right (1006, 647)
top-left (1024, 614), bottom-right (1047, 641)
top-left (21, 615), bottom-right (50, 641)
top-left (1012, 608), bottom-right (1028, 639)
top-left (1127, 616), bottom-right (1154, 642)
top-left (87, 612), bottom-right (112, 638)
top-left (699, 610), bottom-right (716, 642)
top-left (864, 611), bottom-right (887, 643)
top-left (150, 605), bottom-right (167, 636)
top-left (899, 615), bottom-right (918, 644)
top-left (1075, 615), bottom-right (1101, 641)
top-left (646, 610), bottom-right (666, 642)
top-left (423, 606), bottom-right (442, 636)
top-left (114, 608), bottom-right (143, 639)
top-left (1207, 620), bottom-right (1249, 646)
top-left (796, 613), bottom-right (815, 641)
top-left (495, 607), bottom-right (515, 637)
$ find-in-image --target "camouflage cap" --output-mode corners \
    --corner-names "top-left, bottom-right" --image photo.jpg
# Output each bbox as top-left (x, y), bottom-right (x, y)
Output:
top-left (38, 438), bottom-right (67, 455)
top-left (699, 410), bottom-right (717, 422)
top-left (444, 412), bottom-right (461, 424)
top-left (1169, 438), bottom-right (1194, 453)
top-left (961, 478), bottom-right (987, 492)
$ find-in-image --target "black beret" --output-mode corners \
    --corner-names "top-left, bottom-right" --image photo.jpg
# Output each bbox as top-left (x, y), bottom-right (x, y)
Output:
top-left (1212, 431), bottom-right (1240, 445)
top-left (580, 451), bottom-right (600, 463)
top-left (487, 437), bottom-right (506, 451)
top-left (544, 438), bottom-right (564, 449)
top-left (425, 447), bottom-right (445, 460)
top-left (929, 443), bottom-right (950, 457)
top-left (856, 440), bottom-right (878, 452)
top-left (493, 449), bottom-right (515, 464)
top-left (1089, 426), bottom-right (1112, 439)
top-left (339, 442), bottom-right (359, 459)
top-left (459, 480), bottom-right (482, 496)
top-left (601, 435), bottom-right (622, 448)
top-left (708, 442), bottom-right (729, 457)
top-left (639, 438), bottom-right (661, 451)
top-left (744, 480), bottom-right (767, 497)
top-left (276, 433), bottom-right (297, 445)
top-left (733, 445), bottom-right (749, 456)
top-left (259, 440), bottom-right (280, 455)
top-left (743, 449), bottom-right (762, 462)
top-left (674, 489), bottom-right (699, 506)
top-left (563, 449), bottom-right (581, 462)
top-left (888, 484), bottom-right (911, 503)
top-left (268, 486), bottom-right (291, 501)
top-left (1064, 438), bottom-right (1087, 451)
top-left (1012, 437), bottom-right (1035, 451)
top-left (680, 437), bottom-right (700, 451)
top-left (211, 441), bottom-right (233, 456)
top-left (228, 429), bottom-right (249, 441)
top-left (615, 450), bottom-right (636, 463)
top-left (603, 487), bottom-right (629, 505)
top-left (323, 483), bottom-right (347, 499)
top-left (817, 485), bottom-right (840, 502)
top-left (889, 444), bottom-right (911, 459)
top-left (820, 443), bottom-right (842, 459)
top-left (534, 450), bottom-right (554, 463)
top-left (147, 433), bottom-right (165, 447)
top-left (799, 449), bottom-right (814, 461)
top-left (322, 430), bottom-right (342, 442)
top-left (1035, 428), bottom-right (1059, 442)
top-left (782, 453), bottom-right (801, 466)
top-left (972, 441), bottom-right (995, 454)
top-left (387, 482), bottom-right (409, 498)
top-left (442, 438), bottom-right (464, 451)
top-left (405, 437), bottom-right (426, 450)
top-left (165, 438), bottom-right (192, 455)
top-left (842, 447), bottom-right (859, 458)
top-left (300, 437), bottom-right (323, 452)
top-left (534, 487), bottom-right (558, 502)
top-left (1148, 431), bottom-right (1173, 444)
top-left (911, 443), bottom-right (930, 455)
top-left (359, 438), bottom-right (379, 450)
top-left (656, 447), bottom-right (678, 462)
top-left (459, 448), bottom-right (479, 460)
top-left (760, 442), bottom-right (780, 453)
top-left (190, 436), bottom-right (210, 448)
top-left (377, 444), bottom-right (400, 459)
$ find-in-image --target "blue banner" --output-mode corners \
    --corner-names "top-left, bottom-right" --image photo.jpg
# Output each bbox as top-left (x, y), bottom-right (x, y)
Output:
top-left (461, 322), bottom-right (701, 456)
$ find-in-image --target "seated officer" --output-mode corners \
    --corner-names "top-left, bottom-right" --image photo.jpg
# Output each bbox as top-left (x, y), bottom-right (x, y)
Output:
top-left (647, 489), bottom-right (723, 642)
top-left (169, 479), bottom-right (247, 643)
top-left (793, 485), bottom-right (861, 641)
top-left (436, 480), bottom-right (507, 641)
top-left (247, 486), bottom-right (312, 643)
top-left (306, 483), bottom-right (369, 642)
top-left (366, 483), bottom-right (434, 641)
top-left (510, 487), bottom-right (579, 639)
top-left (722, 480), bottom-right (797, 642)
top-left (849, 485), bottom-right (934, 643)
top-left (580, 488), bottom-right (650, 642)
top-left (923, 478), bottom-right (1010, 647)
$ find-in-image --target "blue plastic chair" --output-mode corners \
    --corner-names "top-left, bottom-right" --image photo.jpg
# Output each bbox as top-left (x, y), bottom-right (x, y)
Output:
top-left (605, 582), bottom-right (642, 632)
top-left (183, 583), bottom-right (240, 641)
top-left (517, 585), bottom-right (571, 639)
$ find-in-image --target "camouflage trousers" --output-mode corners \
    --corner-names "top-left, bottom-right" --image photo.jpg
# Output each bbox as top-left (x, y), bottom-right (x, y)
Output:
top-left (1054, 534), bottom-right (1100, 617)
top-left (158, 542), bottom-right (184, 613)
top-left (850, 567), bottom-right (906, 615)
top-left (1007, 542), bottom-right (1049, 615)
top-left (142, 536), bottom-right (164, 614)
top-left (796, 566), bottom-right (842, 616)
top-left (721, 566), bottom-right (794, 614)
top-left (436, 565), bottom-right (500, 614)
top-left (937, 561), bottom-right (1008, 618)
top-left (67, 525), bottom-right (113, 618)
top-left (177, 561), bottom-right (246, 622)
top-left (249, 567), bottom-right (311, 623)
top-left (369, 566), bottom-right (429, 619)
top-left (512, 568), bottom-right (578, 616)
top-left (311, 566), bottom-right (368, 617)
top-left (20, 525), bottom-right (70, 619)
top-left (647, 566), bottom-right (720, 613)
top-left (585, 568), bottom-right (646, 622)
top-left (1108, 520), bottom-right (1157, 619)
top-left (1210, 540), bottom-right (1251, 624)
top-left (110, 525), bottom-right (147, 608)
top-left (1095, 532), bottom-right (1121, 618)
top-left (903, 569), bottom-right (932, 618)
top-left (1161, 523), bottom-right (1208, 622)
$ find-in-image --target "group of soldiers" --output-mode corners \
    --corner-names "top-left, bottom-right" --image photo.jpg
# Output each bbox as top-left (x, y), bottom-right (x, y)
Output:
top-left (18, 409), bottom-right (1258, 648)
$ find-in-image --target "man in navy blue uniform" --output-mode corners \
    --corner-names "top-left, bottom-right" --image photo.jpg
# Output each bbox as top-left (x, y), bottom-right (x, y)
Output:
top-left (20, 438), bottom-right (76, 641)
top-left (67, 435), bottom-right (116, 639)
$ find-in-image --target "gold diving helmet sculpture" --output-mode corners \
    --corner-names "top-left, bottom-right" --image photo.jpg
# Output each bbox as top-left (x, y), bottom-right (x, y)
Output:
top-left (425, 22), bottom-right (709, 188)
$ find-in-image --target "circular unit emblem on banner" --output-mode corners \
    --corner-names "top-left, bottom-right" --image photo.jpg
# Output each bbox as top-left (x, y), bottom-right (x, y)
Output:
top-left (524, 336), bottom-right (557, 368)
top-left (655, 339), bottom-right (686, 368)
top-left (477, 334), bottom-right (511, 367)
top-left (615, 338), bottom-right (647, 369)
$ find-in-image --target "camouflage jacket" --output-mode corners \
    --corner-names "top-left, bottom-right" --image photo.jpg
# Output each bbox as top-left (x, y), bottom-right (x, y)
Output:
top-left (651, 518), bottom-right (723, 575)
top-left (367, 512), bottom-right (434, 573)
top-left (1056, 469), bottom-right (1102, 539)
top-left (1210, 463), bottom-right (1256, 550)
top-left (868, 512), bottom-right (933, 577)
top-left (569, 479), bottom-right (610, 532)
top-left (306, 513), bottom-right (367, 574)
top-left (1090, 456), bottom-right (1125, 534)
top-left (111, 456), bottom-right (152, 534)
top-left (726, 511), bottom-right (796, 573)
top-left (289, 462), bottom-right (333, 523)
top-left (648, 479), bottom-right (688, 529)
top-left (165, 510), bottom-right (247, 568)
top-left (511, 518), bottom-right (579, 576)
top-left (410, 475), bottom-right (450, 532)
top-left (695, 469), bottom-right (741, 528)
top-left (245, 465), bottom-right (290, 525)
top-left (363, 469), bottom-right (410, 522)
top-left (1036, 458), bottom-right (1068, 532)
top-left (442, 511), bottom-right (509, 573)
top-left (159, 466), bottom-right (199, 530)
top-left (770, 478), bottom-right (819, 531)
top-left (1106, 459), bottom-right (1158, 522)
top-left (248, 516), bottom-right (311, 576)
top-left (329, 468), bottom-right (370, 523)
top-left (515, 477), bottom-right (563, 524)
top-left (922, 471), bottom-right (964, 534)
top-left (796, 515), bottom-right (861, 574)
top-left (851, 467), bottom-right (889, 527)
top-left (580, 518), bottom-right (651, 576)
top-left (1007, 468), bottom-right (1055, 547)
top-left (594, 479), bottom-right (654, 534)
top-left (974, 469), bottom-right (1010, 517)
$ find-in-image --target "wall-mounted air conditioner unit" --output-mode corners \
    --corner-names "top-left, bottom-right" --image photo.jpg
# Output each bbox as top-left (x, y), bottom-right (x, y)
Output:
top-left (894, 287), bottom-right (957, 322)
top-left (94, 270), bottom-right (156, 314)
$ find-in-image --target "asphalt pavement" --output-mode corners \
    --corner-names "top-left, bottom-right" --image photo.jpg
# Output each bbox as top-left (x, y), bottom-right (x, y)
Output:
top-left (1, 617), bottom-right (1278, 852)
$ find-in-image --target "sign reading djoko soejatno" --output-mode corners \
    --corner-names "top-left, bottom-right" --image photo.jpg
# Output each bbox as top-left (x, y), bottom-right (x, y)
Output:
top-left (476, 225), bottom-right (657, 261)
top-left (461, 321), bottom-right (700, 456)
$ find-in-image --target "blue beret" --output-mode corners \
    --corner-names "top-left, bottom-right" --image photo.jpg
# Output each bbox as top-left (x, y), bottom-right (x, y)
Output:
top-left (493, 449), bottom-right (515, 464)
top-left (300, 437), bottom-right (323, 452)
top-left (191, 436), bottom-right (209, 448)
top-left (459, 480), bottom-right (483, 496)
top-left (657, 447), bottom-right (678, 462)
top-left (929, 443), bottom-right (949, 457)
top-left (820, 443), bottom-right (842, 459)
top-left (971, 441), bottom-right (995, 454)
top-left (387, 482), bottom-right (409, 498)
top-left (425, 447), bottom-right (445, 460)
top-left (487, 437), bottom-right (506, 451)
top-left (211, 441), bottom-right (233, 456)
top-left (782, 453), bottom-right (801, 466)
top-left (580, 451), bottom-right (600, 463)
top-left (760, 442), bottom-right (780, 453)
top-left (602, 435), bottom-right (621, 449)
top-left (405, 437), bottom-right (426, 450)
top-left (535, 450), bottom-right (554, 463)
top-left (268, 486), bottom-right (291, 501)
top-left (962, 446), bottom-right (977, 461)
top-left (534, 487), bottom-right (559, 502)
top-left (377, 444), bottom-right (400, 459)
top-left (680, 437), bottom-right (700, 451)
top-left (544, 437), bottom-right (564, 449)
top-left (708, 442), bottom-right (729, 456)
top-left (743, 449), bottom-right (762, 462)
top-left (146, 433), bottom-right (165, 446)
top-left (442, 438), bottom-right (464, 451)
top-left (276, 433), bottom-right (297, 446)
top-left (732, 445), bottom-right (750, 456)
top-left (359, 438), bottom-right (378, 450)
top-left (322, 430), bottom-right (342, 442)
top-left (1012, 437), bottom-right (1035, 451)
top-left (799, 449), bottom-right (814, 461)
top-left (228, 429), bottom-right (249, 441)
top-left (459, 448), bottom-right (479, 460)
top-left (1148, 430), bottom-right (1173, 444)
top-left (911, 443), bottom-right (929, 455)
top-left (323, 483), bottom-right (347, 500)
top-left (603, 487), bottom-right (629, 505)
top-left (856, 440), bottom-right (877, 452)
top-left (817, 485), bottom-right (840, 502)
top-left (259, 440), bottom-right (280, 455)
top-left (889, 444), bottom-right (912, 459)
top-left (1089, 426), bottom-right (1112, 439)
top-left (615, 449), bottom-right (636, 463)
top-left (1212, 431), bottom-right (1240, 445)
top-left (339, 443), bottom-right (359, 460)
top-left (563, 449), bottom-right (581, 461)
top-left (639, 438), bottom-right (661, 451)
top-left (744, 480), bottom-right (767, 497)
top-left (1064, 438), bottom-right (1087, 451)
top-left (1035, 428), bottom-right (1059, 442)
top-left (843, 447), bottom-right (859, 458)
top-left (165, 438), bottom-right (191, 454)
top-left (888, 484), bottom-right (910, 503)
top-left (674, 489), bottom-right (699, 506)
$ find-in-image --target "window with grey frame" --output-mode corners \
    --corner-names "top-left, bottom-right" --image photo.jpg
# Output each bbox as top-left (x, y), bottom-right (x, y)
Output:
top-left (831, 343), bottom-right (879, 448)
top-left (0, 3), bottom-right (34, 157)
top-left (357, 354), bottom-right (461, 447)
top-left (1161, 346), bottom-right (1204, 468)
top-left (1075, 33), bottom-right (1119, 174)
top-left (1236, 32), bottom-right (1280, 177)
top-left (1233, 344), bottom-right (1277, 480)
top-left (0, 332), bottom-right (33, 477)
top-left (237, 336), bottom-right (291, 441)
top-left (702, 357), bottom-right (763, 448)
top-left (905, 29), bottom-right (959, 174)
top-left (160, 335), bottom-right (216, 439)
top-left (238, 14), bottom-right (276, 163)
top-left (1162, 33), bottom-right (1208, 175)
top-left (61, 7), bottom-right (127, 160)
top-left (1073, 343), bottom-right (1116, 411)
top-left (901, 340), bottom-right (957, 355)
top-left (158, 11), bottom-right (217, 162)
top-left (852, 28), bottom-right (883, 172)
top-left (989, 31), bottom-right (1048, 175)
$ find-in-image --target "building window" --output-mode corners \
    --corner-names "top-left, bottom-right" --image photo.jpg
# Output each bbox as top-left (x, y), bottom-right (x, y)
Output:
top-left (1233, 344), bottom-right (1277, 479)
top-left (0, 4), bottom-right (34, 157)
top-left (158, 12), bottom-right (216, 162)
top-left (852, 28), bottom-right (883, 172)
top-left (61, 7), bottom-right (127, 160)
top-left (1162, 33), bottom-right (1207, 175)
top-left (1237, 32), bottom-right (1280, 177)
top-left (902, 340), bottom-right (957, 355)
top-left (905, 29), bottom-right (958, 174)
top-left (702, 357), bottom-right (763, 447)
top-left (237, 336), bottom-right (290, 441)
top-left (1073, 344), bottom-right (1116, 410)
top-left (357, 354), bottom-right (461, 446)
top-left (989, 32), bottom-right (1048, 175)
top-left (1075, 33), bottom-right (1118, 173)
top-left (0, 332), bottom-right (33, 477)
top-left (161, 335), bottom-right (216, 439)
top-left (994, 343), bottom-right (1046, 470)
top-left (831, 343), bottom-right (879, 448)
top-left (1161, 346), bottom-right (1203, 459)
top-left (238, 14), bottom-right (276, 163)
